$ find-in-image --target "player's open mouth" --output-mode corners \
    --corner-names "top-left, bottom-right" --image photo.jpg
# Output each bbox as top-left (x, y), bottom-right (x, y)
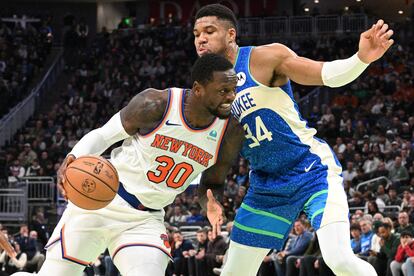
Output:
top-left (219, 103), bottom-right (231, 111)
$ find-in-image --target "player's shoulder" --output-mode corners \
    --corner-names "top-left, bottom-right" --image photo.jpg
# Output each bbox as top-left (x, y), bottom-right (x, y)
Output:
top-left (129, 88), bottom-right (170, 111)
top-left (252, 43), bottom-right (297, 62)
top-left (121, 88), bottom-right (170, 133)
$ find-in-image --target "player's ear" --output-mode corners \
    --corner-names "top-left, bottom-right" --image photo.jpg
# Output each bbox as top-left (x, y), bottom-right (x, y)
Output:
top-left (227, 28), bottom-right (236, 44)
top-left (192, 81), bottom-right (203, 97)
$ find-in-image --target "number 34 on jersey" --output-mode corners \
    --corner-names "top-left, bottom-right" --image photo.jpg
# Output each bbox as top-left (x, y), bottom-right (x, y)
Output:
top-left (243, 116), bottom-right (273, 148)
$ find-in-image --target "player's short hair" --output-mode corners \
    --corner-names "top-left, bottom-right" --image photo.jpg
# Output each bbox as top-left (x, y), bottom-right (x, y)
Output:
top-left (191, 53), bottom-right (233, 85)
top-left (195, 4), bottom-right (237, 29)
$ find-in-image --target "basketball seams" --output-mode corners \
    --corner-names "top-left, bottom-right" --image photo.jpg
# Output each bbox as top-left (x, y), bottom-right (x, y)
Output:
top-left (64, 173), bottom-right (112, 203)
top-left (66, 166), bottom-right (118, 193)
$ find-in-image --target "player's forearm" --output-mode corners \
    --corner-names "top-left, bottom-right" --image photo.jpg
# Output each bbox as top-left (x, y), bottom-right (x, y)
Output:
top-left (69, 112), bottom-right (130, 158)
top-left (321, 53), bottom-right (369, 88)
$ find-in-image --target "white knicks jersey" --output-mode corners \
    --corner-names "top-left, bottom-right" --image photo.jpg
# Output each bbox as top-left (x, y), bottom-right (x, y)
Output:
top-left (110, 88), bottom-right (229, 209)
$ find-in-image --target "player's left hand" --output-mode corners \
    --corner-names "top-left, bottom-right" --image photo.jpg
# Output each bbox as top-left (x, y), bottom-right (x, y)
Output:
top-left (206, 189), bottom-right (225, 239)
top-left (358, 19), bottom-right (394, 63)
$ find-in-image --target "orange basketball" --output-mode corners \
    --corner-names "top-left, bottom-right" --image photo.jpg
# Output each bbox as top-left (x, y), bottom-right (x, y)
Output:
top-left (64, 155), bottom-right (119, 210)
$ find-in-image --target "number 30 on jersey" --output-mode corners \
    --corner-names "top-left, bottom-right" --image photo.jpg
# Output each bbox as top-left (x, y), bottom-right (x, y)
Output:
top-left (243, 116), bottom-right (273, 148)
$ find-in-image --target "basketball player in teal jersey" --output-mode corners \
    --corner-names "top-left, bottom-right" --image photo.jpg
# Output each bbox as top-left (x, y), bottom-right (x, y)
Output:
top-left (194, 4), bottom-right (394, 276)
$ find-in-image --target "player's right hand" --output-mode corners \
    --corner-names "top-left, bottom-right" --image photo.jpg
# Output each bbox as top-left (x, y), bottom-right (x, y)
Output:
top-left (57, 154), bottom-right (76, 200)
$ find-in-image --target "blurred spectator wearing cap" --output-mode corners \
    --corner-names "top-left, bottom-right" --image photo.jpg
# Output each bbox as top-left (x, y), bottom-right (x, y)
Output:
top-left (390, 231), bottom-right (414, 276)
top-left (368, 223), bottom-right (399, 276)
top-left (18, 143), bottom-right (37, 167)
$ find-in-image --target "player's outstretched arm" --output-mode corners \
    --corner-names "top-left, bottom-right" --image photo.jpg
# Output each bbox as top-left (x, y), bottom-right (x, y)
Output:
top-left (57, 88), bottom-right (169, 198)
top-left (198, 117), bottom-right (244, 238)
top-left (266, 19), bottom-right (393, 87)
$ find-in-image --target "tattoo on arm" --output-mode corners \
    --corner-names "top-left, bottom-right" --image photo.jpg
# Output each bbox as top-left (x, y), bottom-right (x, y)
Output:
top-left (120, 88), bottom-right (169, 135)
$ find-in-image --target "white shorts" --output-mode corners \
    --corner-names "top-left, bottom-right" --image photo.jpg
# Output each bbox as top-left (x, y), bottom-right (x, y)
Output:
top-left (45, 195), bottom-right (171, 266)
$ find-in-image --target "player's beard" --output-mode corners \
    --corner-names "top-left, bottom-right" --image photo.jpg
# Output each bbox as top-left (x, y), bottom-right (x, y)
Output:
top-left (207, 105), bottom-right (231, 119)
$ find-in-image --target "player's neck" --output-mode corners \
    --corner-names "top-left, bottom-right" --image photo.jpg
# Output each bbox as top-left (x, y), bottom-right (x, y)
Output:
top-left (225, 43), bottom-right (239, 65)
top-left (184, 90), bottom-right (215, 128)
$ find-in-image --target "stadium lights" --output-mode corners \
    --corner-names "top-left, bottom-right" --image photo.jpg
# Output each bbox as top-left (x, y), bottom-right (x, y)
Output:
top-left (398, 10), bottom-right (403, 14)
top-left (356, 0), bottom-right (361, 2)
top-left (304, 7), bottom-right (310, 12)
top-left (344, 6), bottom-right (349, 11)
top-left (314, 0), bottom-right (319, 3)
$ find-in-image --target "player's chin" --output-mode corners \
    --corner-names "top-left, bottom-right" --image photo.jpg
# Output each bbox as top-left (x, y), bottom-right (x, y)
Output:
top-left (216, 110), bottom-right (232, 119)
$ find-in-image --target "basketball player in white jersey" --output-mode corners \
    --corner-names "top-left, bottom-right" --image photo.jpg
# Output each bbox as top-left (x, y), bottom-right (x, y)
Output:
top-left (10, 53), bottom-right (244, 276)
top-left (194, 4), bottom-right (394, 276)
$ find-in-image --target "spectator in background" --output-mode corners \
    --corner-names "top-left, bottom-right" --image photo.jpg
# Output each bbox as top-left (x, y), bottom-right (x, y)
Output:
top-left (396, 211), bottom-right (414, 236)
top-left (386, 186), bottom-right (402, 206)
top-left (376, 185), bottom-right (390, 205)
top-left (369, 223), bottom-right (399, 276)
top-left (24, 230), bottom-right (45, 272)
top-left (224, 179), bottom-right (238, 199)
top-left (274, 219), bottom-right (313, 276)
top-left (343, 161), bottom-right (358, 183)
top-left (390, 231), bottom-right (414, 276)
top-left (389, 156), bottom-right (409, 184)
top-left (25, 159), bottom-right (43, 177)
top-left (169, 206), bottom-right (189, 225)
top-left (8, 159), bottom-right (25, 184)
top-left (171, 230), bottom-right (194, 276)
top-left (0, 241), bottom-right (27, 275)
top-left (359, 218), bottom-right (374, 258)
top-left (235, 165), bottom-right (248, 187)
top-left (188, 228), bottom-right (209, 276)
top-left (186, 205), bottom-right (205, 224)
top-left (351, 223), bottom-right (363, 254)
top-left (30, 210), bottom-right (49, 247)
top-left (76, 18), bottom-right (89, 48)
top-left (205, 228), bottom-right (227, 276)
top-left (18, 143), bottom-right (37, 167)
top-left (363, 152), bottom-right (381, 174)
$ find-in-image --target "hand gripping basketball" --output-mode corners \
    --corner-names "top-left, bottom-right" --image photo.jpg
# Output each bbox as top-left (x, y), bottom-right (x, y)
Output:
top-left (57, 154), bottom-right (76, 200)
top-left (62, 155), bottom-right (119, 210)
top-left (0, 233), bottom-right (17, 260)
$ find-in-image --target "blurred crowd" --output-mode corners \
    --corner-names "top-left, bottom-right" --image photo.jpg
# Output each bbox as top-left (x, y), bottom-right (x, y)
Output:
top-left (0, 16), bottom-right (413, 276)
top-left (0, 17), bottom-right (52, 118)
top-left (0, 208), bottom-right (49, 275)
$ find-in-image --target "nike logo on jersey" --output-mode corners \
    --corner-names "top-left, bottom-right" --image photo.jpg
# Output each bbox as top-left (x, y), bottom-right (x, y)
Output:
top-left (165, 120), bottom-right (181, 126)
top-left (304, 160), bottom-right (317, 172)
